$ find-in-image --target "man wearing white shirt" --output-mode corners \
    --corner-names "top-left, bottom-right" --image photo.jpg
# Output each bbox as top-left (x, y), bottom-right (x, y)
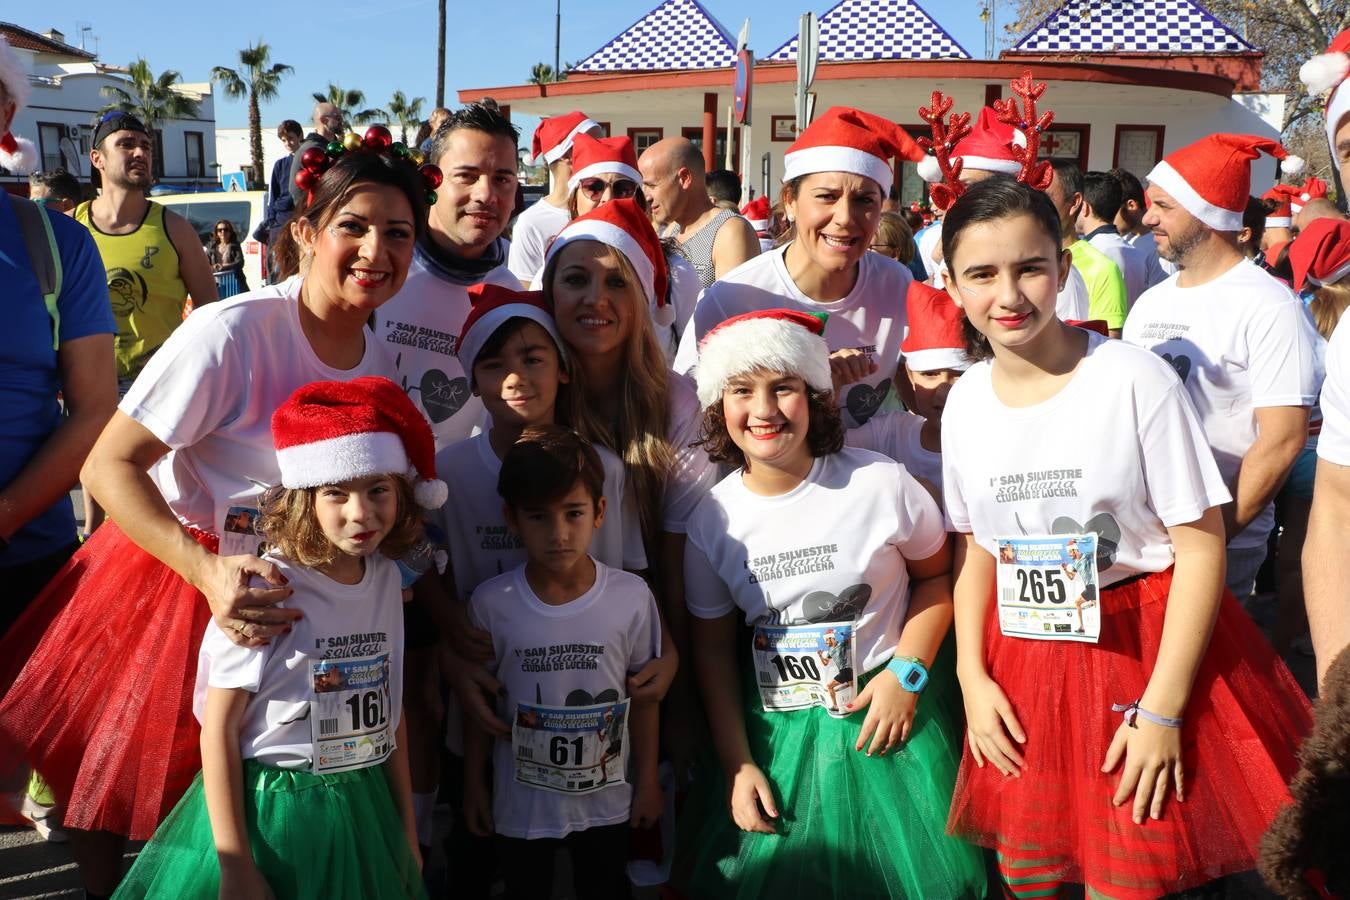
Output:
top-left (1078, 171), bottom-right (1152, 308)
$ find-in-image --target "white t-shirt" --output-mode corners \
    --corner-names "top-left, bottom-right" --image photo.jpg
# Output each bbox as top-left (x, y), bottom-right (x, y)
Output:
top-left (917, 222), bottom-right (942, 278)
top-left (1318, 313), bottom-right (1350, 465)
top-left (1122, 230), bottom-right (1172, 286)
top-left (372, 246), bottom-right (522, 450)
top-left (943, 335), bottom-right (1231, 582)
top-left (194, 554), bottom-right (405, 769)
top-left (1087, 230), bottom-right (1150, 308)
top-left (692, 247), bottom-right (911, 427)
top-left (663, 372), bottom-right (718, 533)
top-left (684, 448), bottom-right (947, 672)
top-left (1124, 258), bottom-right (1321, 549)
top-left (846, 410), bottom-right (944, 503)
top-left (431, 433), bottom-right (647, 601)
top-left (469, 562), bottom-right (661, 839)
top-left (507, 199), bottom-right (570, 286)
top-left (120, 278), bottom-right (395, 558)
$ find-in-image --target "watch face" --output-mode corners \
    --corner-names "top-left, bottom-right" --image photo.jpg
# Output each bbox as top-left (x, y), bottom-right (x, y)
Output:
top-left (902, 668), bottom-right (924, 689)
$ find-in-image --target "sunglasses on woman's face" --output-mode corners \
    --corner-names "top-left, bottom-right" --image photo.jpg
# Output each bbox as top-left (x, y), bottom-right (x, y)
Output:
top-left (579, 177), bottom-right (638, 201)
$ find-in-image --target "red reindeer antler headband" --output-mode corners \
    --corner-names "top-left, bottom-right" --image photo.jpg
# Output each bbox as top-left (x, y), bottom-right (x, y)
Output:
top-left (917, 91), bottom-right (972, 214)
top-left (992, 71), bottom-right (1054, 192)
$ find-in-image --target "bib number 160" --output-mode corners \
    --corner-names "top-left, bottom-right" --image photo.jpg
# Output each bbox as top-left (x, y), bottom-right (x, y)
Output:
top-left (769, 654), bottom-right (821, 681)
top-left (1016, 569), bottom-right (1067, 605)
top-left (343, 690), bottom-right (388, 731)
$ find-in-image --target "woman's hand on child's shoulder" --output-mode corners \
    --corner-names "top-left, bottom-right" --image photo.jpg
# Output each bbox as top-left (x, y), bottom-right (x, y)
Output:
top-left (849, 670), bottom-right (919, 756)
top-left (198, 555), bottom-right (300, 647)
top-left (727, 762), bottom-right (779, 834)
top-left (959, 671), bottom-right (1026, 777)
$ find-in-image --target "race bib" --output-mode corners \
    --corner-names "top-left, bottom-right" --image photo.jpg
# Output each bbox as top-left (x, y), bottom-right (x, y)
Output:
top-left (753, 621), bottom-right (857, 716)
top-left (309, 653), bottom-right (394, 774)
top-left (995, 535), bottom-right (1100, 643)
top-left (217, 504), bottom-right (263, 559)
top-left (512, 699), bottom-right (630, 795)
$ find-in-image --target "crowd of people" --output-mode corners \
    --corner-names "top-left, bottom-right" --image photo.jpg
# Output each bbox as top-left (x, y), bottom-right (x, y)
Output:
top-left (2, 24), bottom-right (1350, 900)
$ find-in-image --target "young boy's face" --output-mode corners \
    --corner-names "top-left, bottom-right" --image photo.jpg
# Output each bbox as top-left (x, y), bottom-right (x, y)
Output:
top-left (905, 365), bottom-right (963, 421)
top-left (473, 321), bottom-right (568, 429)
top-left (505, 480), bottom-right (605, 578)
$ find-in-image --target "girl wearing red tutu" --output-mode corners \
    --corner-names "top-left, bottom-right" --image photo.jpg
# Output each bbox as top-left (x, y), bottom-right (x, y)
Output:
top-left (114, 376), bottom-right (436, 899)
top-left (0, 133), bottom-right (437, 896)
top-left (939, 175), bottom-right (1313, 898)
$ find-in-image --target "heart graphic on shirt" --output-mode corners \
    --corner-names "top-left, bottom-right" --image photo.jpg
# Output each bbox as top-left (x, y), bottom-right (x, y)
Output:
top-left (800, 584), bottom-right (872, 624)
top-left (1050, 513), bottom-right (1121, 570)
top-left (1160, 352), bottom-right (1191, 383)
top-left (419, 369), bottom-right (469, 423)
top-left (564, 688), bottom-right (621, 707)
top-left (845, 380), bottom-right (891, 425)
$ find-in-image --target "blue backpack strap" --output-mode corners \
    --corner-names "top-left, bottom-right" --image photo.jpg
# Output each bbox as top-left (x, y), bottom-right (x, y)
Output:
top-left (8, 194), bottom-right (63, 351)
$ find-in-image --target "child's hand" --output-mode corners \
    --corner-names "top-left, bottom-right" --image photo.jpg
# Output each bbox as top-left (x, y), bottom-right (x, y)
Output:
top-left (218, 860), bottom-right (275, 900)
top-left (446, 599), bottom-right (494, 663)
top-left (627, 651), bottom-right (678, 703)
top-left (829, 348), bottom-right (879, 392)
top-left (630, 771), bottom-right (663, 829)
top-left (1102, 717), bottom-right (1184, 824)
top-left (440, 646), bottom-right (510, 738)
top-left (848, 671), bottom-right (918, 756)
top-left (727, 762), bottom-right (778, 834)
top-left (200, 554), bottom-right (300, 647)
top-left (960, 671), bottom-right (1026, 777)
top-left (463, 778), bottom-right (495, 838)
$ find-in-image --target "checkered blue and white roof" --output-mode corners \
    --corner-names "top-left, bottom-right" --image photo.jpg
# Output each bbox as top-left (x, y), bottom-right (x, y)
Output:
top-left (1012, 0), bottom-right (1254, 54)
top-left (572, 0), bottom-right (738, 72)
top-left (767, 0), bottom-right (971, 62)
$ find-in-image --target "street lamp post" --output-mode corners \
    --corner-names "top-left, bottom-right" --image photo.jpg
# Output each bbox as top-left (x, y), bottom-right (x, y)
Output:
top-left (555, 0), bottom-right (561, 80)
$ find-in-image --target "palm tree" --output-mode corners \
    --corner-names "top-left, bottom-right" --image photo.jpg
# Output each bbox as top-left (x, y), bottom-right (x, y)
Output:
top-left (100, 59), bottom-right (201, 178)
top-left (527, 61), bottom-right (572, 85)
top-left (312, 83), bottom-right (382, 127)
top-left (211, 42), bottom-right (292, 189)
top-left (386, 91), bottom-right (426, 144)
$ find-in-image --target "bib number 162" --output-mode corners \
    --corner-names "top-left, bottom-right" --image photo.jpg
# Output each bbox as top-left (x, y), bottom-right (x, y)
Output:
top-left (343, 690), bottom-right (388, 731)
top-left (1016, 568), bottom-right (1067, 604)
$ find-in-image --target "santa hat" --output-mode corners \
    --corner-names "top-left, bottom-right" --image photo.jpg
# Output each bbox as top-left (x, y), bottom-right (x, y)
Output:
top-left (0, 37), bottom-right (38, 176)
top-left (1293, 176), bottom-right (1329, 214)
top-left (566, 133), bottom-right (640, 192)
top-left (783, 106), bottom-right (924, 196)
top-left (1290, 218), bottom-right (1350, 292)
top-left (1262, 185), bottom-right (1295, 229)
top-left (1147, 134), bottom-right (1304, 232)
top-left (1301, 29), bottom-right (1350, 161)
top-left (694, 309), bottom-right (831, 409)
top-left (741, 196), bottom-right (771, 234)
top-left (531, 110), bottom-right (600, 166)
top-left (456, 284), bottom-right (566, 383)
top-left (544, 197), bottom-right (673, 328)
top-left (919, 106), bottom-right (1023, 184)
top-left (901, 281), bottom-right (971, 372)
top-left (271, 376), bottom-right (447, 509)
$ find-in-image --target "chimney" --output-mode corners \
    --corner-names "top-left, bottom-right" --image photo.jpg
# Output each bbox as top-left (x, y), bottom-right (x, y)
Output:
top-left (43, 28), bottom-right (65, 44)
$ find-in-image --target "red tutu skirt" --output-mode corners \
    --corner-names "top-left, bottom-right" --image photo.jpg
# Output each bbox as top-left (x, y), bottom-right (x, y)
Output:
top-left (947, 568), bottom-right (1312, 899)
top-left (0, 522), bottom-right (217, 840)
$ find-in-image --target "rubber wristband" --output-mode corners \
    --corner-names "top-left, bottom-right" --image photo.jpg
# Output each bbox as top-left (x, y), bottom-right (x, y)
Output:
top-left (1111, 700), bottom-right (1182, 729)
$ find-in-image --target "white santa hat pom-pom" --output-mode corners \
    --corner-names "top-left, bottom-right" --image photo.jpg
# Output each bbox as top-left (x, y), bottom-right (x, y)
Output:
top-left (414, 477), bottom-right (448, 510)
top-left (653, 301), bottom-right (676, 329)
top-left (1281, 154), bottom-right (1306, 176)
top-left (0, 135), bottom-right (39, 176)
top-left (1301, 52), bottom-right (1350, 94)
top-left (916, 154), bottom-right (943, 183)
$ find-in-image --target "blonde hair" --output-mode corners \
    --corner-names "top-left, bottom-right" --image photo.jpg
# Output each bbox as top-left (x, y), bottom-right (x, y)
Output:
top-left (543, 242), bottom-right (672, 545)
top-left (874, 211), bottom-right (915, 264)
top-left (257, 475), bottom-right (423, 568)
top-left (1310, 280), bottom-right (1350, 340)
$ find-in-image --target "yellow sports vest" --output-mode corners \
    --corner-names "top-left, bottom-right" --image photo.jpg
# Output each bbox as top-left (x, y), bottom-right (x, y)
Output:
top-left (75, 200), bottom-right (186, 379)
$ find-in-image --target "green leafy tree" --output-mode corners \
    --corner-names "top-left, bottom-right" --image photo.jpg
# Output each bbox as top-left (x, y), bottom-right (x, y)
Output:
top-left (211, 42), bottom-right (292, 189)
top-left (312, 83), bottom-right (382, 127)
top-left (100, 59), bottom-right (201, 178)
top-left (527, 61), bottom-right (573, 85)
top-left (386, 90), bottom-right (427, 144)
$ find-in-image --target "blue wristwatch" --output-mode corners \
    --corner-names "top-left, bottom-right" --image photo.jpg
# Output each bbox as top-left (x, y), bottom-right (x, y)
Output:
top-left (886, 656), bottom-right (929, 693)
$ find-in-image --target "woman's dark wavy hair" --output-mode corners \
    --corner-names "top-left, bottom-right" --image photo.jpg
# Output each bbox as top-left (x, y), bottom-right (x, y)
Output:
top-left (695, 385), bottom-right (844, 469)
top-left (940, 176), bottom-right (1062, 361)
top-left (273, 150), bottom-right (431, 279)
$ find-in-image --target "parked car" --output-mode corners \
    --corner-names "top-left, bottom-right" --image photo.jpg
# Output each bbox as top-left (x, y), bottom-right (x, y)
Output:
top-left (155, 190), bottom-right (268, 293)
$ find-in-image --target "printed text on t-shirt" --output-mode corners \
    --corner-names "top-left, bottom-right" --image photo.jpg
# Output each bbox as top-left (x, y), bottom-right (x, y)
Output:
top-left (745, 543), bottom-right (838, 584)
top-left (383, 318), bottom-right (458, 356)
top-left (517, 643), bottom-right (606, 672)
top-left (991, 469), bottom-right (1082, 503)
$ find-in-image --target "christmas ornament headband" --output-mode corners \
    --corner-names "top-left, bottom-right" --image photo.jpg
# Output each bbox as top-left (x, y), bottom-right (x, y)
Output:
top-left (918, 71), bottom-right (1055, 213)
top-left (293, 124), bottom-right (444, 208)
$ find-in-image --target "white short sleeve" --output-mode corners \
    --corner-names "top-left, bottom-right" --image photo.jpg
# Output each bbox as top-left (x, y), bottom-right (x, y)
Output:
top-left (627, 592), bottom-right (663, 673)
top-left (201, 620), bottom-right (268, 692)
top-left (894, 470), bottom-right (948, 561)
top-left (1320, 316), bottom-right (1350, 465)
top-left (1247, 300), bottom-right (1321, 409)
top-left (1139, 383), bottom-right (1232, 525)
top-left (683, 535), bottom-right (737, 620)
top-left (941, 413), bottom-right (972, 534)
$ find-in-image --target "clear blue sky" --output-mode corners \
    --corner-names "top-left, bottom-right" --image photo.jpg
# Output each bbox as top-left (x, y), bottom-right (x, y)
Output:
top-left (33, 0), bottom-right (1004, 141)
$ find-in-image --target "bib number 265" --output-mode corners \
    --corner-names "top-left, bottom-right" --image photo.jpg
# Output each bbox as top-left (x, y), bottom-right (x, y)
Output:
top-left (1016, 568), bottom-right (1067, 604)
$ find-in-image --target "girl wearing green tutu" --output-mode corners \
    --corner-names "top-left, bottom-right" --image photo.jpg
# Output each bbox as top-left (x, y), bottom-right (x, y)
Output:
top-left (114, 376), bottom-right (443, 899)
top-left (677, 308), bottom-right (986, 899)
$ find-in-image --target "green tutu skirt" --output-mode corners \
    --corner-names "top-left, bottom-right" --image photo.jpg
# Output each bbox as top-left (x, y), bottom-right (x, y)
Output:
top-left (113, 759), bottom-right (426, 899)
top-left (674, 637), bottom-right (986, 900)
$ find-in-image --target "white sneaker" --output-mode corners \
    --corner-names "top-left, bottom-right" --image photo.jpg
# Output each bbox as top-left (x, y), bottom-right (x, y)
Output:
top-left (20, 793), bottom-right (68, 843)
